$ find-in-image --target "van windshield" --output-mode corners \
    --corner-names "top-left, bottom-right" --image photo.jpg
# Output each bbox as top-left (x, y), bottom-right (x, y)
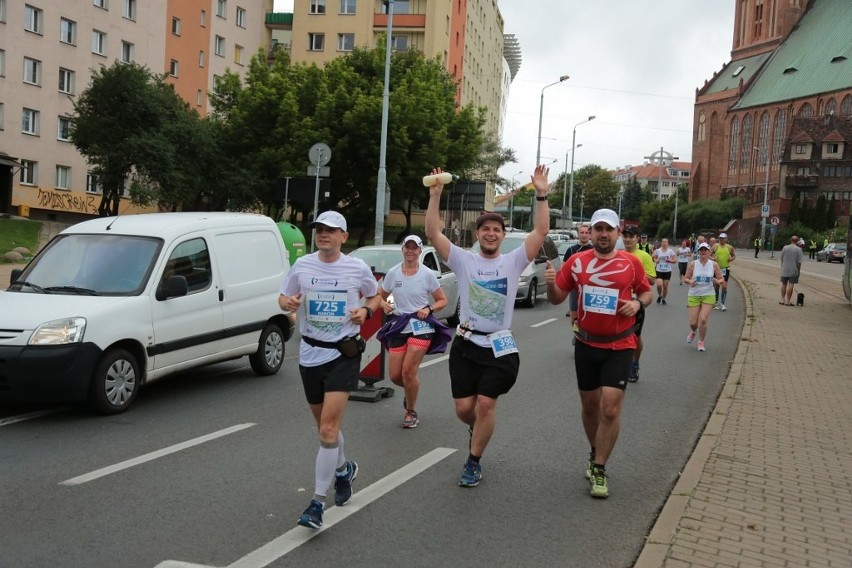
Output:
top-left (12, 234), bottom-right (162, 295)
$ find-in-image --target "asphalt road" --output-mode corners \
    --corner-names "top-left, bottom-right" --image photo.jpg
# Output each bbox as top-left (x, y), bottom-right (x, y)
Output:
top-left (2, 275), bottom-right (747, 568)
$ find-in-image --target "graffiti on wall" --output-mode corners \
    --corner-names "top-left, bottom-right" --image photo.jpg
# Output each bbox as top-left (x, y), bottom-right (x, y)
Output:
top-left (37, 188), bottom-right (98, 214)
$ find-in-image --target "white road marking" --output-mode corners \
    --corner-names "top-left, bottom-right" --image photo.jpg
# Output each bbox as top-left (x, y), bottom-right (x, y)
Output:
top-left (59, 423), bottom-right (256, 486)
top-left (531, 318), bottom-right (558, 328)
top-left (420, 354), bottom-right (449, 368)
top-left (154, 447), bottom-right (458, 568)
top-left (0, 407), bottom-right (68, 427)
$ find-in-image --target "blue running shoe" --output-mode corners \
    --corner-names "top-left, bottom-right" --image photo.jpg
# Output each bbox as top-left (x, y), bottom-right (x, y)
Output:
top-left (297, 499), bottom-right (324, 529)
top-left (628, 362), bottom-right (640, 383)
top-left (458, 459), bottom-right (482, 487)
top-left (334, 460), bottom-right (359, 506)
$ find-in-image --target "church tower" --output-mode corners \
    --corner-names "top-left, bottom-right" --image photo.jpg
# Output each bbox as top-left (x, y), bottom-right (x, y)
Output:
top-left (731, 0), bottom-right (809, 57)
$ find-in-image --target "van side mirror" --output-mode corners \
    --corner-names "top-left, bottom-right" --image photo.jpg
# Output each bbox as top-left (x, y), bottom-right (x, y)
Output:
top-left (156, 275), bottom-right (188, 301)
top-left (10, 268), bottom-right (23, 287)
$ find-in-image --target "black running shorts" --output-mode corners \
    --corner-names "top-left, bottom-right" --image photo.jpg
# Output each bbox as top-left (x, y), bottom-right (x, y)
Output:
top-left (448, 336), bottom-right (519, 399)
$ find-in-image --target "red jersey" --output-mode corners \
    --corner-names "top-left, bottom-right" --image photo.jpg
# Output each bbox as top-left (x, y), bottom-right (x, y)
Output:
top-left (555, 248), bottom-right (651, 350)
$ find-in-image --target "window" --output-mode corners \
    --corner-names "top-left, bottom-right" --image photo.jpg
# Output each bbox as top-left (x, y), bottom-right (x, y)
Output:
top-left (795, 167), bottom-right (811, 176)
top-left (162, 239), bottom-right (212, 294)
top-left (57, 116), bottom-right (71, 141)
top-left (0, 49), bottom-right (5, 77)
top-left (308, 33), bottom-right (324, 51)
top-left (216, 0), bottom-right (226, 18)
top-left (121, 41), bottom-right (134, 63)
top-left (825, 143), bottom-right (840, 154)
top-left (22, 108), bottom-right (39, 135)
top-left (23, 57), bottom-right (41, 85)
top-left (310, 0), bottom-right (326, 14)
top-left (171, 17), bottom-right (181, 35)
top-left (58, 68), bottom-right (75, 93)
top-left (214, 35), bottom-right (225, 56)
top-left (337, 33), bottom-right (354, 51)
top-left (123, 0), bottom-right (136, 20)
top-left (0, 0), bottom-right (5, 22)
top-left (25, 5), bottom-right (42, 34)
top-left (56, 166), bottom-right (71, 189)
top-left (822, 166), bottom-right (841, 177)
top-left (92, 30), bottom-right (106, 55)
top-left (200, 9), bottom-right (206, 26)
top-left (381, 0), bottom-right (408, 14)
top-left (196, 89), bottom-right (203, 106)
top-left (93, 0), bottom-right (108, 9)
top-left (234, 45), bottom-right (244, 65)
top-left (391, 35), bottom-right (408, 51)
top-left (60, 18), bottom-right (77, 44)
top-left (198, 50), bottom-right (205, 67)
top-left (795, 144), bottom-right (807, 155)
top-left (169, 59), bottom-right (179, 76)
top-left (0, 102), bottom-right (4, 130)
top-left (86, 172), bottom-right (101, 194)
top-left (236, 6), bottom-right (246, 27)
top-left (20, 160), bottom-right (37, 185)
top-left (339, 0), bottom-right (355, 14)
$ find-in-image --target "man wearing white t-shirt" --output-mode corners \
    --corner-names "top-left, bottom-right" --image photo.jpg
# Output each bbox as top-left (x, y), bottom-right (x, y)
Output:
top-left (425, 164), bottom-right (550, 488)
top-left (279, 210), bottom-right (381, 530)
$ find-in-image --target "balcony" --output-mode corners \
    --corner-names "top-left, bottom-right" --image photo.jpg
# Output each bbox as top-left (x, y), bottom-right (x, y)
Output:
top-left (785, 174), bottom-right (819, 188)
top-left (374, 13), bottom-right (426, 29)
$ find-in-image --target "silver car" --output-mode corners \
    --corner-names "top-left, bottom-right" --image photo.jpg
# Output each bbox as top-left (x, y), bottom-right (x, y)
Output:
top-left (349, 244), bottom-right (460, 325)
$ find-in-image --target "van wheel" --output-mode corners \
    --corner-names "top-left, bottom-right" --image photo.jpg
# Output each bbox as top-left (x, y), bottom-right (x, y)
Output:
top-left (88, 348), bottom-right (139, 415)
top-left (524, 279), bottom-right (537, 308)
top-left (250, 323), bottom-right (284, 375)
top-left (447, 299), bottom-right (461, 327)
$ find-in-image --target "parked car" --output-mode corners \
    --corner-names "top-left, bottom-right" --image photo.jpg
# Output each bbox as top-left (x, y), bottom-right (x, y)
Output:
top-left (1, 213), bottom-right (295, 414)
top-left (348, 244), bottom-right (460, 326)
top-left (470, 233), bottom-right (562, 307)
top-left (817, 243), bottom-right (846, 263)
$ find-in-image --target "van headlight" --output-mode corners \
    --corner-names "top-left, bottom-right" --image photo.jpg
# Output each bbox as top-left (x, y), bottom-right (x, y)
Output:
top-left (518, 275), bottom-right (531, 285)
top-left (29, 318), bottom-right (87, 345)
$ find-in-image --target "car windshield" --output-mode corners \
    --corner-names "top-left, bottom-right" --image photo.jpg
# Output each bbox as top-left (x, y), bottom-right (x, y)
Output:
top-left (349, 248), bottom-right (403, 274)
top-left (11, 234), bottom-right (162, 295)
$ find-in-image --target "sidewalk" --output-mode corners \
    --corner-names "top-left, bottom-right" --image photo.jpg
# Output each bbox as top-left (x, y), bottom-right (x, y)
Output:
top-left (0, 220), bottom-right (66, 286)
top-left (635, 253), bottom-right (852, 567)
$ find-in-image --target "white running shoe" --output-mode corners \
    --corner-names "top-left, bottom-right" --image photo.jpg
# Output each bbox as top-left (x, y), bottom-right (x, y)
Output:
top-left (697, 341), bottom-right (706, 352)
top-left (687, 331), bottom-right (696, 344)
top-left (720, 304), bottom-right (727, 311)
top-left (712, 303), bottom-right (720, 310)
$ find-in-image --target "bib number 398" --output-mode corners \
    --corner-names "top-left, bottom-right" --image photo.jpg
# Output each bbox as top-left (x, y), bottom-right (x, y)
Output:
top-left (488, 330), bottom-right (518, 358)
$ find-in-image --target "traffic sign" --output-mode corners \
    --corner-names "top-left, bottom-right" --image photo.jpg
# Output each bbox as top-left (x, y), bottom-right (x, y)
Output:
top-left (307, 166), bottom-right (330, 177)
top-left (308, 142), bottom-right (332, 166)
top-left (761, 204), bottom-right (770, 217)
top-left (770, 216), bottom-right (780, 226)
top-left (770, 225), bottom-right (777, 234)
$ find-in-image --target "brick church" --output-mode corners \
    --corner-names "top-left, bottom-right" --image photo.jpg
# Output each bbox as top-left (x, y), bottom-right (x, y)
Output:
top-left (689, 0), bottom-right (851, 245)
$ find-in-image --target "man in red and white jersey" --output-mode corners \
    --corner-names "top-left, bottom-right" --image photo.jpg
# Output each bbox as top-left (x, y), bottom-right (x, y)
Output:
top-left (545, 208), bottom-right (652, 499)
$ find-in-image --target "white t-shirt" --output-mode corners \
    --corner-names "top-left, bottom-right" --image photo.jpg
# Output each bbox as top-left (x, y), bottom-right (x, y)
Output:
top-left (445, 242), bottom-right (530, 348)
top-left (382, 263), bottom-right (440, 334)
top-left (677, 246), bottom-right (692, 263)
top-left (654, 247), bottom-right (676, 273)
top-left (281, 253), bottom-right (378, 367)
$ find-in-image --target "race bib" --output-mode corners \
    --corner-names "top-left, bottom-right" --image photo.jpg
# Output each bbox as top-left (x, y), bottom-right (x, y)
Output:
top-left (695, 275), bottom-right (712, 284)
top-left (306, 291), bottom-right (348, 324)
top-left (658, 261), bottom-right (670, 271)
top-left (488, 329), bottom-right (518, 358)
top-left (410, 319), bottom-right (434, 336)
top-left (721, 268), bottom-right (729, 277)
top-left (582, 286), bottom-right (618, 315)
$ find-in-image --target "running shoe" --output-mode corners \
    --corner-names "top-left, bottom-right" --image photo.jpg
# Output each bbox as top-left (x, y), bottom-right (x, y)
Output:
top-left (585, 460), bottom-right (594, 480)
top-left (661, 299), bottom-right (667, 305)
top-left (458, 459), bottom-right (482, 487)
top-left (713, 303), bottom-right (720, 310)
top-left (628, 362), bottom-right (640, 383)
top-left (720, 304), bottom-right (727, 311)
top-left (656, 297), bottom-right (662, 304)
top-left (697, 341), bottom-right (706, 352)
top-left (589, 466), bottom-right (609, 499)
top-left (333, 460), bottom-right (359, 506)
top-left (297, 499), bottom-right (324, 529)
top-left (402, 410), bottom-right (419, 429)
top-left (687, 331), bottom-right (696, 344)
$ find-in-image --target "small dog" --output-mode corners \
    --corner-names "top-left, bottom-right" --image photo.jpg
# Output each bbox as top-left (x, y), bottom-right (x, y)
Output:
top-left (796, 292), bottom-right (805, 307)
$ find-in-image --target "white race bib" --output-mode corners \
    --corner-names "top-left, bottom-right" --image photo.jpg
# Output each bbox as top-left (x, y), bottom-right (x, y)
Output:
top-left (582, 286), bottom-right (619, 315)
top-left (488, 329), bottom-right (518, 358)
top-left (410, 319), bottom-right (434, 336)
top-left (306, 291), bottom-right (348, 324)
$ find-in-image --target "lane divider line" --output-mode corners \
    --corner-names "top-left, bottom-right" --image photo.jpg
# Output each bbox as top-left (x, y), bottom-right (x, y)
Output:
top-left (420, 354), bottom-right (449, 368)
top-left (59, 423), bottom-right (256, 486)
top-left (531, 318), bottom-right (558, 328)
top-left (0, 407), bottom-right (68, 427)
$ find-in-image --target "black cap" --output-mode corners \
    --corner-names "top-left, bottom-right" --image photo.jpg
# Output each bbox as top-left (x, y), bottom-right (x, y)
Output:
top-left (475, 212), bottom-right (505, 230)
top-left (623, 226), bottom-right (640, 236)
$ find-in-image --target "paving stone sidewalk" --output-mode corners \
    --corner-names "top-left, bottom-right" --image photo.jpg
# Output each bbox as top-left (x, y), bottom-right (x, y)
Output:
top-left (635, 254), bottom-right (852, 568)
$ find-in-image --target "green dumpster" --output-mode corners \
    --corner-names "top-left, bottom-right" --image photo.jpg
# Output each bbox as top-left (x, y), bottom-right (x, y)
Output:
top-left (276, 222), bottom-right (307, 264)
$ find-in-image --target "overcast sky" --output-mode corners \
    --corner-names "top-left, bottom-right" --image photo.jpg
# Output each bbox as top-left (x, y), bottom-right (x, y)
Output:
top-left (273, 0), bottom-right (736, 186)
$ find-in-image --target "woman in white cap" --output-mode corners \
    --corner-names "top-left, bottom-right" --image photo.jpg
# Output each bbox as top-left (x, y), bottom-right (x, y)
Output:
top-left (379, 235), bottom-right (448, 428)
top-left (683, 242), bottom-right (726, 352)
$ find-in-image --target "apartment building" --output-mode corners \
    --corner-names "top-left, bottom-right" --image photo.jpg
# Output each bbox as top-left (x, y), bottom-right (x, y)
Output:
top-left (612, 162), bottom-right (692, 200)
top-left (0, 0), bottom-right (271, 223)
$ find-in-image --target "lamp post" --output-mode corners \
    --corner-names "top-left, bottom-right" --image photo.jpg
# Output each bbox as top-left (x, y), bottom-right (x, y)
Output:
top-left (568, 115), bottom-right (595, 225)
top-left (535, 75), bottom-right (570, 167)
top-left (373, 0), bottom-right (395, 245)
top-left (759, 146), bottom-right (771, 247)
top-left (509, 169), bottom-right (523, 230)
top-left (562, 143), bottom-right (581, 228)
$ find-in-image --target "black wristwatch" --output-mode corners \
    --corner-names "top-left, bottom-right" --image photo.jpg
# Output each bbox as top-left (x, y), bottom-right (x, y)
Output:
top-left (426, 305), bottom-right (434, 315)
top-left (362, 306), bottom-right (373, 319)
top-left (636, 299), bottom-right (646, 310)
top-left (535, 195), bottom-right (548, 201)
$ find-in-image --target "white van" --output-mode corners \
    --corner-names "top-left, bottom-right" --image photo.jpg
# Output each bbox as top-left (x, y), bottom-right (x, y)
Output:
top-left (0, 212), bottom-right (294, 414)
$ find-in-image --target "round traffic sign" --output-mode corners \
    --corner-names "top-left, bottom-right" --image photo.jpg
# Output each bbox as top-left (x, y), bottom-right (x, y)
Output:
top-left (770, 216), bottom-right (780, 226)
top-left (308, 142), bottom-right (332, 166)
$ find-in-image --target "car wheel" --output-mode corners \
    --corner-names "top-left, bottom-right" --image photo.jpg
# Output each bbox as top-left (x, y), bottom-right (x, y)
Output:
top-left (250, 322), bottom-right (285, 375)
top-left (447, 299), bottom-right (461, 327)
top-left (524, 279), bottom-right (537, 308)
top-left (88, 348), bottom-right (139, 415)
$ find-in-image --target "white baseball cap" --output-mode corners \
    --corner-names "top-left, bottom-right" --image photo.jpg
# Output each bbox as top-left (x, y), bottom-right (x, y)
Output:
top-left (402, 235), bottom-right (423, 247)
top-left (589, 208), bottom-right (620, 228)
top-left (719, 232), bottom-right (728, 238)
top-left (310, 211), bottom-right (347, 231)
top-left (697, 242), bottom-right (711, 250)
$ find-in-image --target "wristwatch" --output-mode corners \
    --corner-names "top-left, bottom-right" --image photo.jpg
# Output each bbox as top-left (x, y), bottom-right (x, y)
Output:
top-left (636, 299), bottom-right (646, 310)
top-left (426, 305), bottom-right (434, 315)
top-left (535, 195), bottom-right (548, 201)
top-left (362, 306), bottom-right (373, 319)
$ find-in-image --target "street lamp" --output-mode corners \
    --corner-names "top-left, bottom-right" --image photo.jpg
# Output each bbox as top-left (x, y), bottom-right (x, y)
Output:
top-left (374, 0), bottom-right (395, 245)
top-left (509, 169), bottom-right (523, 230)
top-left (758, 146), bottom-right (771, 247)
top-left (562, 143), bottom-right (581, 228)
top-left (535, 75), bottom-right (570, 168)
top-left (568, 115), bottom-right (596, 225)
